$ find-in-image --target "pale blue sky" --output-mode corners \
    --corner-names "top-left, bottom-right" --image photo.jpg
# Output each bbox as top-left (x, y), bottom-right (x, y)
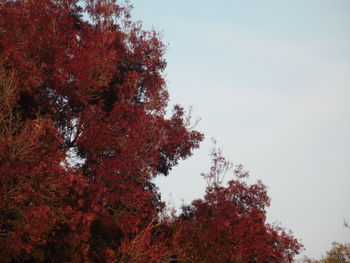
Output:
top-left (132, 0), bottom-right (350, 259)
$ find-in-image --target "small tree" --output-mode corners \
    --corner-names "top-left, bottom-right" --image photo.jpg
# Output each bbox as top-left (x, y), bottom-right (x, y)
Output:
top-left (300, 242), bottom-right (350, 263)
top-left (172, 144), bottom-right (302, 263)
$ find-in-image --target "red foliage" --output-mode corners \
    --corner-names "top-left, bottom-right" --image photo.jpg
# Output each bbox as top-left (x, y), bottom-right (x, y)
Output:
top-left (0, 0), bottom-right (301, 262)
top-left (173, 145), bottom-right (302, 263)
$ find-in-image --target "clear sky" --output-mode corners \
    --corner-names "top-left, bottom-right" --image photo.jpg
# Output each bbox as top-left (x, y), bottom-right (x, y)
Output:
top-left (131, 0), bottom-right (350, 259)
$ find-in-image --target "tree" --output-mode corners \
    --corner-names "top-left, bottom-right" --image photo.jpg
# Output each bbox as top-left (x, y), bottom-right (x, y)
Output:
top-left (323, 242), bottom-right (350, 263)
top-left (171, 144), bottom-right (302, 263)
top-left (0, 0), bottom-right (301, 262)
top-left (300, 242), bottom-right (350, 263)
top-left (0, 0), bottom-right (202, 261)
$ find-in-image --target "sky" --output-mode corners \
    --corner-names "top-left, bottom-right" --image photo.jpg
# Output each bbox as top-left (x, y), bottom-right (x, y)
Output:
top-left (131, 0), bottom-right (350, 259)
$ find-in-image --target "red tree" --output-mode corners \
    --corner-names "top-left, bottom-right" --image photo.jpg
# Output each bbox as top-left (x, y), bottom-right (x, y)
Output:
top-left (0, 0), bottom-right (202, 261)
top-left (172, 144), bottom-right (302, 263)
top-left (0, 0), bottom-right (301, 262)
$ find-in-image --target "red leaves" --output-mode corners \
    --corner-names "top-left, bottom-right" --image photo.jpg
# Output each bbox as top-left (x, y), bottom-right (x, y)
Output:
top-left (172, 145), bottom-right (302, 263)
top-left (0, 0), bottom-right (300, 262)
top-left (0, 0), bottom-right (203, 261)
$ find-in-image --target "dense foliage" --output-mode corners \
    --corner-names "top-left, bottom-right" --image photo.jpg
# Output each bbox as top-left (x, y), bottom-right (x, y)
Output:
top-left (0, 0), bottom-right (302, 262)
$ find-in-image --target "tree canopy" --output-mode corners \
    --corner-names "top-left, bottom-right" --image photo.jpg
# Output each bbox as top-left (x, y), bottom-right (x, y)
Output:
top-left (0, 0), bottom-right (302, 262)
